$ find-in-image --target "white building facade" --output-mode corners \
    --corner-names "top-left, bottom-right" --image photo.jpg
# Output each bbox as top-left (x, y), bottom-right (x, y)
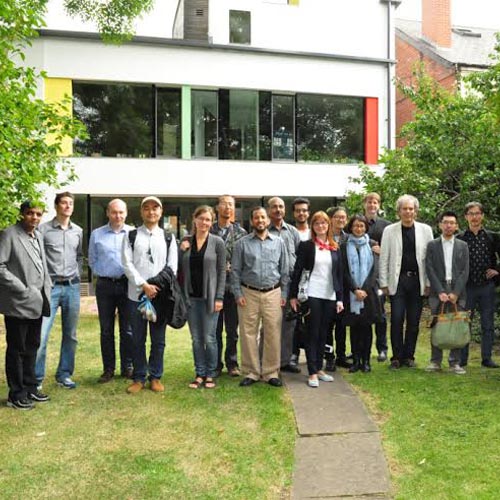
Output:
top-left (25, 0), bottom-right (399, 260)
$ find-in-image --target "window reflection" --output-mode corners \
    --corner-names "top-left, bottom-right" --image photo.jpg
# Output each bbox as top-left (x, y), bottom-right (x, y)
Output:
top-left (191, 90), bottom-right (218, 158)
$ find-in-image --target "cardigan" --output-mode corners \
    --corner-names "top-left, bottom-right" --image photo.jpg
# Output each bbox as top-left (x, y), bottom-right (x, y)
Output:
top-left (180, 233), bottom-right (226, 313)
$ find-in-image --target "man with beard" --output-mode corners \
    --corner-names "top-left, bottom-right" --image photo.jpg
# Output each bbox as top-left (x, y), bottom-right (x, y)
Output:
top-left (0, 201), bottom-right (52, 409)
top-left (231, 207), bottom-right (289, 387)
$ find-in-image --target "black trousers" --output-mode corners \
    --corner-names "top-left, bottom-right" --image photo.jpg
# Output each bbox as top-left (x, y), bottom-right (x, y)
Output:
top-left (350, 323), bottom-right (373, 361)
top-left (5, 315), bottom-right (42, 400)
top-left (216, 291), bottom-right (240, 371)
top-left (325, 312), bottom-right (347, 362)
top-left (95, 277), bottom-right (133, 373)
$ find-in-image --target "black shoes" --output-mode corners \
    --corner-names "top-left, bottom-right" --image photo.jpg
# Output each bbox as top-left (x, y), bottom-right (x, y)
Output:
top-left (7, 397), bottom-right (35, 410)
top-left (281, 364), bottom-right (301, 374)
top-left (389, 360), bottom-right (400, 370)
top-left (335, 357), bottom-right (353, 369)
top-left (240, 377), bottom-right (258, 387)
top-left (121, 367), bottom-right (134, 379)
top-left (377, 350), bottom-right (388, 362)
top-left (325, 360), bottom-right (336, 372)
top-left (482, 359), bottom-right (499, 368)
top-left (98, 370), bottom-right (114, 384)
top-left (28, 390), bottom-right (50, 402)
top-left (268, 378), bottom-right (283, 387)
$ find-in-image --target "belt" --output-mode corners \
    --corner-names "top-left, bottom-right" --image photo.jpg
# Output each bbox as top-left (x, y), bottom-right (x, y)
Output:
top-left (403, 271), bottom-right (418, 277)
top-left (54, 277), bottom-right (80, 286)
top-left (242, 283), bottom-right (280, 293)
top-left (99, 275), bottom-right (127, 283)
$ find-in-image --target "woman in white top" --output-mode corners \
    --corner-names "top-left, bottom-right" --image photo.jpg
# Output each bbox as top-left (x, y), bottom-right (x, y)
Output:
top-left (289, 211), bottom-right (344, 387)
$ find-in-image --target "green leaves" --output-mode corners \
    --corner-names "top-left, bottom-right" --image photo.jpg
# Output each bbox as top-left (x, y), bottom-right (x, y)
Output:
top-left (0, 0), bottom-right (85, 227)
top-left (64, 0), bottom-right (154, 43)
top-left (348, 59), bottom-right (500, 230)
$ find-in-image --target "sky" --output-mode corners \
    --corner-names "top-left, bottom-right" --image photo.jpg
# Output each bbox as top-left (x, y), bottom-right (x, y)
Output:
top-left (396, 0), bottom-right (500, 30)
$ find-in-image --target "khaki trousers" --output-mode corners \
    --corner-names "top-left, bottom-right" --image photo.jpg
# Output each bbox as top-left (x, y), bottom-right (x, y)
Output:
top-left (238, 287), bottom-right (282, 381)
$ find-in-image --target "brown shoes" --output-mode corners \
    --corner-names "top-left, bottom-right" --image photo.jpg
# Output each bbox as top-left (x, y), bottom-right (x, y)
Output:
top-left (126, 381), bottom-right (145, 394)
top-left (98, 370), bottom-right (114, 384)
top-left (150, 379), bottom-right (164, 392)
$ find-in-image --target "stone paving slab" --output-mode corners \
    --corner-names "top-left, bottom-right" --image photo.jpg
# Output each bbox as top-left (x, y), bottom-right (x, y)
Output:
top-left (291, 433), bottom-right (391, 499)
top-left (282, 369), bottom-right (378, 435)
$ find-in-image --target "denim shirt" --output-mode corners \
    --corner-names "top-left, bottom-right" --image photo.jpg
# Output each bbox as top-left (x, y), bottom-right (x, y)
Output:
top-left (231, 232), bottom-right (289, 300)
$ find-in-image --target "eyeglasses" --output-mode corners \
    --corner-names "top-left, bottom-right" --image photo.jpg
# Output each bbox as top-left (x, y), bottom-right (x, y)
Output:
top-left (294, 209), bottom-right (309, 213)
top-left (466, 212), bottom-right (482, 216)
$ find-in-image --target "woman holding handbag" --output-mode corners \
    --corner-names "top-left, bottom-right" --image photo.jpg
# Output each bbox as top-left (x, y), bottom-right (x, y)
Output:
top-left (341, 215), bottom-right (382, 373)
top-left (181, 205), bottom-right (226, 389)
top-left (289, 211), bottom-right (344, 388)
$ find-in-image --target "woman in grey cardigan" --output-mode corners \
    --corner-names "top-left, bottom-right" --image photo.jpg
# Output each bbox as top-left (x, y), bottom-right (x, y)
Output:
top-left (181, 205), bottom-right (226, 388)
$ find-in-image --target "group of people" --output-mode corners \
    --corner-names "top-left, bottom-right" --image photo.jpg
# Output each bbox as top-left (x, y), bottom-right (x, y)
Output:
top-left (1, 190), bottom-right (499, 408)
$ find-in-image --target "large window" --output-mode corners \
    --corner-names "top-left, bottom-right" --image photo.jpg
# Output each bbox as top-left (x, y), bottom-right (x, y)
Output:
top-left (229, 10), bottom-right (251, 44)
top-left (219, 90), bottom-right (271, 161)
top-left (191, 90), bottom-right (218, 158)
top-left (272, 95), bottom-right (295, 160)
top-left (157, 88), bottom-right (181, 158)
top-left (296, 94), bottom-right (364, 163)
top-left (73, 83), bottom-right (154, 158)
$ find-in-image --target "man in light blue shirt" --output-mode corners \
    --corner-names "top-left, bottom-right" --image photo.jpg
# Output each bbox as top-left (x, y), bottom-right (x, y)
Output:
top-left (89, 199), bottom-right (134, 383)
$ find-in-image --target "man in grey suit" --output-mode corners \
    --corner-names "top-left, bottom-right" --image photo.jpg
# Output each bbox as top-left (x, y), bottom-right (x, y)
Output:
top-left (425, 211), bottom-right (469, 374)
top-left (0, 202), bottom-right (52, 410)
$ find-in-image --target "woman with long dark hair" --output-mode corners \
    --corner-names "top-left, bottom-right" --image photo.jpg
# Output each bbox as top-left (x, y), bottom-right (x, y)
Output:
top-left (289, 211), bottom-right (344, 387)
top-left (181, 205), bottom-right (226, 388)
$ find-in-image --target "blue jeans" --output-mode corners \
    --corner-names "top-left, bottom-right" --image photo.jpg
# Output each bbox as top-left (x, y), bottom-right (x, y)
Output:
top-left (95, 277), bottom-right (133, 374)
top-left (188, 298), bottom-right (219, 378)
top-left (389, 275), bottom-right (423, 362)
top-left (461, 281), bottom-right (496, 364)
top-left (128, 299), bottom-right (167, 382)
top-left (36, 282), bottom-right (80, 383)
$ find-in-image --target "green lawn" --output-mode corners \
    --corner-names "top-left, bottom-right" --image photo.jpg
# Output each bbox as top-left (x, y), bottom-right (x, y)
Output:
top-left (347, 321), bottom-right (500, 500)
top-left (0, 314), bottom-right (295, 499)
top-left (1, 311), bottom-right (499, 499)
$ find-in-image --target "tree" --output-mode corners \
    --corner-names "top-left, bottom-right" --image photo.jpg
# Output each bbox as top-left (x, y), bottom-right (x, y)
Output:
top-left (347, 63), bottom-right (500, 231)
top-left (0, 0), bottom-right (153, 227)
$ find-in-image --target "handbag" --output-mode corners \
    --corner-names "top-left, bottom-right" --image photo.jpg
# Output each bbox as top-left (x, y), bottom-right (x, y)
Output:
top-left (431, 302), bottom-right (470, 350)
top-left (297, 269), bottom-right (311, 304)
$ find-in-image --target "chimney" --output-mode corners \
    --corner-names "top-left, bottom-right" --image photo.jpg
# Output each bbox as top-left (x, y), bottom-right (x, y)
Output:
top-left (422, 0), bottom-right (452, 48)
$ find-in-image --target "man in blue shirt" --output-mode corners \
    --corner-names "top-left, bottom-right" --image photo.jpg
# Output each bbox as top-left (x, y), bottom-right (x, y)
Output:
top-left (232, 207), bottom-right (289, 387)
top-left (89, 199), bottom-right (134, 383)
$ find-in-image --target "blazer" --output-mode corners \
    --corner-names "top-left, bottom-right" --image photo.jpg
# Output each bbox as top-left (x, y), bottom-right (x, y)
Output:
top-left (180, 233), bottom-right (226, 313)
top-left (425, 237), bottom-right (469, 312)
top-left (379, 221), bottom-right (434, 296)
top-left (0, 223), bottom-right (52, 319)
top-left (289, 240), bottom-right (343, 303)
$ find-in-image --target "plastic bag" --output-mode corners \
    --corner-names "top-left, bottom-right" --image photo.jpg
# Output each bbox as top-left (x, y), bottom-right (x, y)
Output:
top-left (137, 295), bottom-right (157, 323)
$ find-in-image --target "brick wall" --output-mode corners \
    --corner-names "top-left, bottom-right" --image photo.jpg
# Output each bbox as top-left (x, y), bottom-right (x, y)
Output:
top-left (395, 36), bottom-right (457, 147)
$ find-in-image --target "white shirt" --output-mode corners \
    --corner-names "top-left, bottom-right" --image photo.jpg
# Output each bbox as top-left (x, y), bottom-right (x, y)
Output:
top-left (441, 236), bottom-right (454, 282)
top-left (308, 246), bottom-right (336, 301)
top-left (297, 228), bottom-right (311, 242)
top-left (122, 225), bottom-right (178, 301)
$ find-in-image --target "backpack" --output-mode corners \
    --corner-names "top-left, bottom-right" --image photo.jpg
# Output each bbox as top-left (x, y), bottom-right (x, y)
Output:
top-left (128, 228), bottom-right (172, 255)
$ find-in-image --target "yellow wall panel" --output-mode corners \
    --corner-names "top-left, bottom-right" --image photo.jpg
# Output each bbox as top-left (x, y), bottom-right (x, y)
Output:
top-left (289, 0), bottom-right (299, 5)
top-left (44, 78), bottom-right (73, 157)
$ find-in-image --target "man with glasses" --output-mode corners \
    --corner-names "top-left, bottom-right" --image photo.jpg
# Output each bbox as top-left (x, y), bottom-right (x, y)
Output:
top-left (122, 196), bottom-right (178, 393)
top-left (457, 202), bottom-right (500, 368)
top-left (212, 195), bottom-right (247, 377)
top-left (0, 201), bottom-right (52, 409)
